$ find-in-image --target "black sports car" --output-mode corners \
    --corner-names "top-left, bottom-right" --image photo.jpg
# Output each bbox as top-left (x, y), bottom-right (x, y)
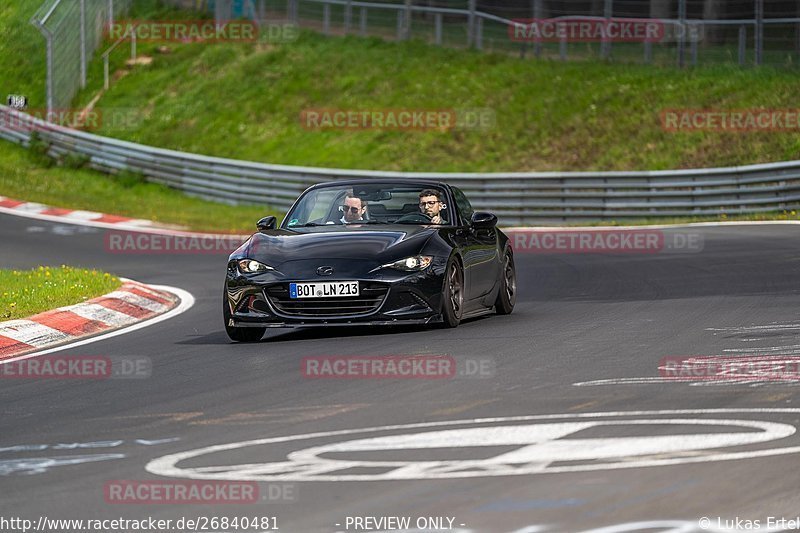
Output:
top-left (223, 180), bottom-right (516, 341)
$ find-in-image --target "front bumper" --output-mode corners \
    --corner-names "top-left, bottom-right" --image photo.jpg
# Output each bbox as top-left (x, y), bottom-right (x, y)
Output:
top-left (225, 267), bottom-right (445, 328)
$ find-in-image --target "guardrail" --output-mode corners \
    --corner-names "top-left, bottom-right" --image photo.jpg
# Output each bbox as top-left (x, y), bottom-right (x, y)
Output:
top-left (2, 105), bottom-right (799, 224)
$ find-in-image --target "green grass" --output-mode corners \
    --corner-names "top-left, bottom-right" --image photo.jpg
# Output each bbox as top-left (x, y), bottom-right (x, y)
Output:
top-left (0, 266), bottom-right (121, 320)
top-left (0, 141), bottom-right (278, 232)
top-left (2, 1), bottom-right (800, 228)
top-left (72, 28), bottom-right (800, 172)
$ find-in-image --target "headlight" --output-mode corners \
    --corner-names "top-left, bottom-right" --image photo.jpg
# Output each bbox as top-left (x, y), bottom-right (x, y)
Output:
top-left (381, 255), bottom-right (433, 271)
top-left (237, 259), bottom-right (274, 273)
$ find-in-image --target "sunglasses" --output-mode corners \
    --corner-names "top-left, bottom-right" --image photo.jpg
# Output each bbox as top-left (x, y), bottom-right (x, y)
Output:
top-left (419, 200), bottom-right (440, 207)
top-left (342, 205), bottom-right (361, 213)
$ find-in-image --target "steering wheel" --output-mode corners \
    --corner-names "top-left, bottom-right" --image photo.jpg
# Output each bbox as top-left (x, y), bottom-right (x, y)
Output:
top-left (394, 212), bottom-right (432, 224)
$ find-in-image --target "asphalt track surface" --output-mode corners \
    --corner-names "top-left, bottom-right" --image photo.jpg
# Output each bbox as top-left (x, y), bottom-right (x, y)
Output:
top-left (2, 212), bottom-right (800, 533)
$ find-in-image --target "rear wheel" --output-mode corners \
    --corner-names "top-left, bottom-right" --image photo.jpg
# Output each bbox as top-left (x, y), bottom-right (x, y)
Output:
top-left (495, 249), bottom-right (516, 315)
top-left (223, 291), bottom-right (266, 342)
top-left (441, 259), bottom-right (464, 328)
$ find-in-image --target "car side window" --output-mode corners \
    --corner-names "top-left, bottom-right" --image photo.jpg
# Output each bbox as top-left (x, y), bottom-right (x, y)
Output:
top-left (452, 187), bottom-right (474, 224)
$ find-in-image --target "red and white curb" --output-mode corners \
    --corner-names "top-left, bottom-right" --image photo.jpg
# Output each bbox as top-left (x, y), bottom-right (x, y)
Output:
top-left (0, 279), bottom-right (183, 360)
top-left (0, 195), bottom-right (175, 231)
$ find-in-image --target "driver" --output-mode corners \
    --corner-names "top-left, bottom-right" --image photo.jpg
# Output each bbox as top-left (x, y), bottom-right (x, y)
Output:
top-left (340, 194), bottom-right (367, 224)
top-left (418, 189), bottom-right (446, 224)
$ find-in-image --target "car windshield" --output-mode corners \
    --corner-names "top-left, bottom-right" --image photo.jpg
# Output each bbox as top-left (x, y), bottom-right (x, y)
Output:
top-left (283, 183), bottom-right (450, 227)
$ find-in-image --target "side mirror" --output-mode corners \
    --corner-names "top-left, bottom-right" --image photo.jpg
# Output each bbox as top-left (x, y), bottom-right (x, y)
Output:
top-left (256, 216), bottom-right (277, 232)
top-left (471, 211), bottom-right (497, 229)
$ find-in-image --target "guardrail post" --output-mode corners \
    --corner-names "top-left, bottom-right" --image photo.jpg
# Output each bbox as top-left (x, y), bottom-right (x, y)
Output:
top-left (738, 25), bottom-right (746, 65)
top-left (360, 7), bottom-right (367, 36)
top-left (434, 13), bottom-right (442, 45)
top-left (755, 0), bottom-right (764, 65)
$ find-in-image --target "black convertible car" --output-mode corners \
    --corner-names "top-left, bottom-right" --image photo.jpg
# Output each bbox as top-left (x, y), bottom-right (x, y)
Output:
top-left (223, 180), bottom-right (516, 341)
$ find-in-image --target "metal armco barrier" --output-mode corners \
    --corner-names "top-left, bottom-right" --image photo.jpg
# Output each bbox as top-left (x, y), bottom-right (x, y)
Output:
top-left (2, 105), bottom-right (800, 225)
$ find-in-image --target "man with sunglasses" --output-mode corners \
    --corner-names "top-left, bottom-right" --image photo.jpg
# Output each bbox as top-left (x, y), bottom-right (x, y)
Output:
top-left (418, 189), bottom-right (447, 224)
top-left (339, 193), bottom-right (367, 224)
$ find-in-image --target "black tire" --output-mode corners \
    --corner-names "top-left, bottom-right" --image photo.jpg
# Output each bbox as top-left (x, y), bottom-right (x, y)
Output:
top-left (223, 292), bottom-right (265, 342)
top-left (494, 248), bottom-right (516, 315)
top-left (440, 259), bottom-right (464, 328)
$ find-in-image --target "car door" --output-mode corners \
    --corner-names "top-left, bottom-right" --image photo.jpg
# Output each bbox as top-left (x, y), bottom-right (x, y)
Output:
top-left (451, 186), bottom-right (500, 300)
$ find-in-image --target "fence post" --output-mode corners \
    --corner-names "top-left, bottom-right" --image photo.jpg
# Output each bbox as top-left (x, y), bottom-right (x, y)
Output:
top-left (360, 7), bottom-right (367, 36)
top-left (80, 0), bottom-right (87, 88)
top-left (738, 25), bottom-right (746, 65)
top-left (475, 17), bottom-right (483, 50)
top-left (435, 13), bottom-right (442, 45)
top-left (45, 29), bottom-right (54, 120)
top-left (677, 0), bottom-right (686, 67)
top-left (690, 25), bottom-right (698, 66)
top-left (344, 0), bottom-right (352, 33)
top-left (533, 0), bottom-right (542, 58)
top-left (467, 0), bottom-right (476, 48)
top-left (601, 0), bottom-right (612, 59)
top-left (404, 0), bottom-right (412, 40)
top-left (754, 0), bottom-right (763, 65)
top-left (644, 41), bottom-right (652, 64)
top-left (108, 0), bottom-right (114, 28)
top-left (323, 3), bottom-right (330, 35)
top-left (559, 32), bottom-right (567, 60)
top-left (396, 10), bottom-right (403, 40)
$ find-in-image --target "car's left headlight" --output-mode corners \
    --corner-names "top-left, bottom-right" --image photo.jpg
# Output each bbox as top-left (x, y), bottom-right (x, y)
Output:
top-left (380, 255), bottom-right (433, 272)
top-left (237, 259), bottom-right (274, 273)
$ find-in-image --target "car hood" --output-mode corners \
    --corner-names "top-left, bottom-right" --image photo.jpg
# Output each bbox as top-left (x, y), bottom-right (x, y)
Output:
top-left (237, 225), bottom-right (438, 265)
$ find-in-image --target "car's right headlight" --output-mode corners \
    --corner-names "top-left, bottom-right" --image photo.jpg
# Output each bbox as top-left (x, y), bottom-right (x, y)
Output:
top-left (237, 259), bottom-right (274, 273)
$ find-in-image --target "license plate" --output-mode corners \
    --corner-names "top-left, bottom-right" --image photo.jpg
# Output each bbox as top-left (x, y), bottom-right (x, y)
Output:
top-left (289, 281), bottom-right (359, 298)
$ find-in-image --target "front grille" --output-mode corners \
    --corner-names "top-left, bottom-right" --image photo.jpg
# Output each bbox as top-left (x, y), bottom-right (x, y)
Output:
top-left (265, 282), bottom-right (388, 317)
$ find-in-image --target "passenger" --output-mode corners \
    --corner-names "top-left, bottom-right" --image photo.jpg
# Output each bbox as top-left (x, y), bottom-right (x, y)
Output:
top-left (340, 194), bottom-right (367, 223)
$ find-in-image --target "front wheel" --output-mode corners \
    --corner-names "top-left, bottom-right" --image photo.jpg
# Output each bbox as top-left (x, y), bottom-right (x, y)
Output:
top-left (223, 292), bottom-right (266, 342)
top-left (440, 259), bottom-right (464, 328)
top-left (494, 249), bottom-right (516, 315)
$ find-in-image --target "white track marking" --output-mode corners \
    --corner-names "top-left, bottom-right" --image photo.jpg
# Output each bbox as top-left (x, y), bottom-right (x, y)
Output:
top-left (0, 285), bottom-right (194, 364)
top-left (61, 303), bottom-right (140, 327)
top-left (0, 321), bottom-right (71, 347)
top-left (146, 409), bottom-right (800, 481)
top-left (103, 290), bottom-right (170, 313)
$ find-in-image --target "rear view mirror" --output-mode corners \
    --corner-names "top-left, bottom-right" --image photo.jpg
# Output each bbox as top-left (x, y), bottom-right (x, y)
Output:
top-left (257, 216), bottom-right (277, 232)
top-left (471, 212), bottom-right (497, 229)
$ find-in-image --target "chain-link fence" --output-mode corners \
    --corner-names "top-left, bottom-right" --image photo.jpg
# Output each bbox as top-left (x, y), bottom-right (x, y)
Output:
top-left (31, 0), bottom-right (132, 117)
top-left (192, 0), bottom-right (800, 68)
